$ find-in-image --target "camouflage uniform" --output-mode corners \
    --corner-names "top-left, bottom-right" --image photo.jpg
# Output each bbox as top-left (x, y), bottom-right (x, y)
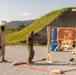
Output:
top-left (26, 31), bottom-right (35, 64)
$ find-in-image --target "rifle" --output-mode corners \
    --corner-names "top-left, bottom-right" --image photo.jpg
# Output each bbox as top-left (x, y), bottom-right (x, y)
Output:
top-left (34, 33), bottom-right (41, 37)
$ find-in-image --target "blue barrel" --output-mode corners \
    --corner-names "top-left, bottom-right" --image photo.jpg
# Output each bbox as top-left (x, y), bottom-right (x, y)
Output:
top-left (51, 28), bottom-right (57, 43)
top-left (50, 44), bottom-right (57, 51)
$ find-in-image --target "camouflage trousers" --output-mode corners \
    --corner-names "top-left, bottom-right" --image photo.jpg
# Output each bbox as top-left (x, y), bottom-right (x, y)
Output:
top-left (27, 45), bottom-right (34, 63)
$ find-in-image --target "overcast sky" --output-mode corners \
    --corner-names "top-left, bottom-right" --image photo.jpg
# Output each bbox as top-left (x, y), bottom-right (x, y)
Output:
top-left (0, 0), bottom-right (76, 23)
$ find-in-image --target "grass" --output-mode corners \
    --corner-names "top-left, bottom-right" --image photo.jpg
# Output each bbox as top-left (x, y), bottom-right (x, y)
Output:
top-left (5, 8), bottom-right (69, 45)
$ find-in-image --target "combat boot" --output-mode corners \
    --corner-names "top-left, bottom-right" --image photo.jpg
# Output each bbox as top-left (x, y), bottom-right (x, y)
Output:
top-left (27, 62), bottom-right (33, 66)
top-left (2, 59), bottom-right (7, 62)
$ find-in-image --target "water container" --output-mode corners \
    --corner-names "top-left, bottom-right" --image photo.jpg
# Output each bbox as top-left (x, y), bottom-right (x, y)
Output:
top-left (51, 28), bottom-right (57, 43)
top-left (50, 44), bottom-right (57, 51)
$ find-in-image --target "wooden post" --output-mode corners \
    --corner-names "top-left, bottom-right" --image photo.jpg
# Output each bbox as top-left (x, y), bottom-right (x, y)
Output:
top-left (57, 28), bottom-right (59, 45)
top-left (47, 26), bottom-right (51, 53)
top-left (46, 26), bottom-right (53, 63)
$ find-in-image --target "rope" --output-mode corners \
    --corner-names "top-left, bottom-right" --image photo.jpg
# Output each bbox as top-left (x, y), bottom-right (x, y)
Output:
top-left (14, 58), bottom-right (46, 66)
top-left (63, 68), bottom-right (76, 73)
top-left (20, 65), bottom-right (51, 73)
top-left (19, 65), bottom-right (76, 74)
top-left (15, 58), bottom-right (76, 74)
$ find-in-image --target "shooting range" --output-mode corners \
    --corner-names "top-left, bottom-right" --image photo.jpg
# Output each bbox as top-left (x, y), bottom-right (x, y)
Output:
top-left (47, 26), bottom-right (76, 63)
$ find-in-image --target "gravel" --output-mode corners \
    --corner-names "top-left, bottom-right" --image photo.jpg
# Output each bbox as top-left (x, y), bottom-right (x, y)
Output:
top-left (0, 45), bottom-right (76, 75)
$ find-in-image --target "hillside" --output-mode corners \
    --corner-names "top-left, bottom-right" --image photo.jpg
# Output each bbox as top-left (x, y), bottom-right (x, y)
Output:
top-left (6, 20), bottom-right (35, 29)
top-left (5, 8), bottom-right (71, 45)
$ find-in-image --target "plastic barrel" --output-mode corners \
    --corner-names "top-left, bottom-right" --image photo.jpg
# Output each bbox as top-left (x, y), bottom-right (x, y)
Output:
top-left (51, 28), bottom-right (57, 43)
top-left (50, 44), bottom-right (57, 51)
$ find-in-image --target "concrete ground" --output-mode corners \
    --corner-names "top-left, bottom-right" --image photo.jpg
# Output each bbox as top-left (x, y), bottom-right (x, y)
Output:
top-left (0, 45), bottom-right (76, 75)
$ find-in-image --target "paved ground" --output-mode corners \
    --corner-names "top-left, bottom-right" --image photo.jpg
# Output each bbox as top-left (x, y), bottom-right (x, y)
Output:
top-left (0, 45), bottom-right (76, 75)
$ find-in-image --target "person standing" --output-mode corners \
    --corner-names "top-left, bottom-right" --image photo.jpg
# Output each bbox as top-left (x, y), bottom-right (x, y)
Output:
top-left (0, 25), bottom-right (7, 62)
top-left (26, 31), bottom-right (35, 65)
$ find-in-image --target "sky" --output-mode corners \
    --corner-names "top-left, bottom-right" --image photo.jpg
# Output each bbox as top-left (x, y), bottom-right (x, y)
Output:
top-left (0, 0), bottom-right (76, 23)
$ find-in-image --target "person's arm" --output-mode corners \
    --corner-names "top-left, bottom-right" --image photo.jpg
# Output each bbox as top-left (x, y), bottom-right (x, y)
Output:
top-left (0, 33), bottom-right (1, 44)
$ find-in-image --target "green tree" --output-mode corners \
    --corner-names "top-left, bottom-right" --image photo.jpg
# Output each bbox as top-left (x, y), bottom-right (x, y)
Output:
top-left (2, 20), bottom-right (7, 27)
